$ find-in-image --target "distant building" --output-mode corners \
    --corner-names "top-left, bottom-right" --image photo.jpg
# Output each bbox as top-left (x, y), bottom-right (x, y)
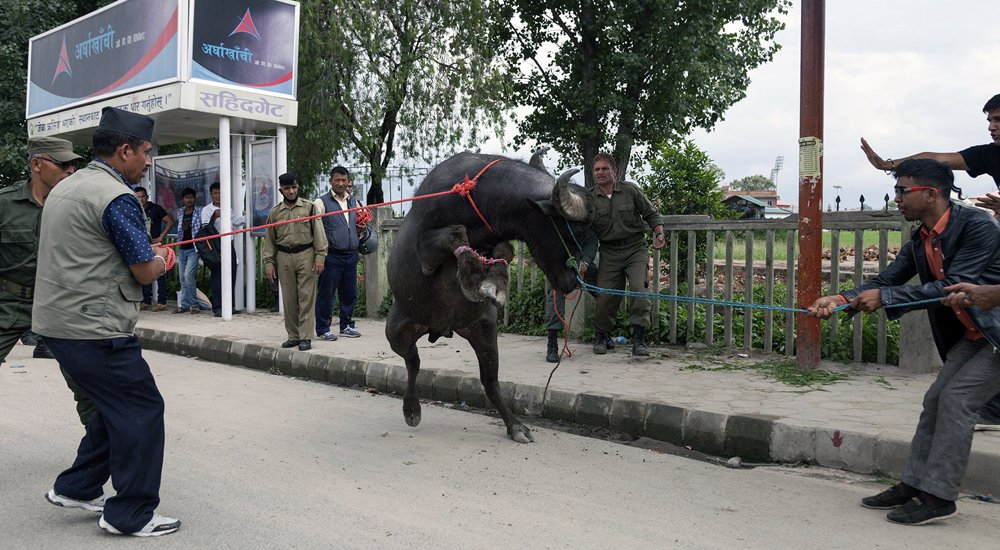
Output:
top-left (720, 186), bottom-right (793, 210)
top-left (723, 195), bottom-right (767, 219)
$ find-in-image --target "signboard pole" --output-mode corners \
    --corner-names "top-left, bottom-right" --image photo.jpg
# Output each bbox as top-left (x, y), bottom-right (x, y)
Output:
top-left (232, 133), bottom-right (246, 311)
top-left (796, 0), bottom-right (824, 370)
top-left (276, 126), bottom-right (287, 316)
top-left (245, 139), bottom-right (256, 313)
top-left (220, 115), bottom-right (233, 320)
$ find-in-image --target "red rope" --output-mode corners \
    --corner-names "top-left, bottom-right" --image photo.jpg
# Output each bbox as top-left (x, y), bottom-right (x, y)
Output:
top-left (451, 158), bottom-right (504, 235)
top-left (164, 159), bottom-right (505, 249)
top-left (454, 245), bottom-right (509, 267)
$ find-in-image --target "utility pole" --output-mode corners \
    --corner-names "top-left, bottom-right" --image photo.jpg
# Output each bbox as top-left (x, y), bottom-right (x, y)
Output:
top-left (796, 0), bottom-right (824, 370)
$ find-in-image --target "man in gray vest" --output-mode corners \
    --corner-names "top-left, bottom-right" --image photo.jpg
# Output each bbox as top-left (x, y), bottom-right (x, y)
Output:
top-left (314, 166), bottom-right (362, 340)
top-left (33, 107), bottom-right (180, 537)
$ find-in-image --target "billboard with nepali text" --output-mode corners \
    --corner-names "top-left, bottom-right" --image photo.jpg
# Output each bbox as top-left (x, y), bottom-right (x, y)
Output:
top-left (26, 0), bottom-right (181, 118)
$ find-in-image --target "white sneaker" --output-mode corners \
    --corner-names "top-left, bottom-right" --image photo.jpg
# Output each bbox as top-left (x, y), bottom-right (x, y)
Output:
top-left (99, 514), bottom-right (181, 537)
top-left (45, 489), bottom-right (105, 513)
top-left (340, 326), bottom-right (361, 338)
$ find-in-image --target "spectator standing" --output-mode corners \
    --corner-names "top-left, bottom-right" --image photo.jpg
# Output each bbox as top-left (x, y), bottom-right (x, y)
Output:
top-left (314, 166), bottom-right (362, 340)
top-left (587, 153), bottom-right (665, 356)
top-left (262, 173), bottom-right (327, 351)
top-left (0, 136), bottom-right (94, 424)
top-left (200, 181), bottom-right (242, 316)
top-left (172, 187), bottom-right (203, 313)
top-left (34, 107), bottom-right (180, 536)
top-left (134, 186), bottom-right (174, 311)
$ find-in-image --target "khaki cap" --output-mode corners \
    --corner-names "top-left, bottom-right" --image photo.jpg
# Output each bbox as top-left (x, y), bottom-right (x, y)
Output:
top-left (28, 136), bottom-right (83, 163)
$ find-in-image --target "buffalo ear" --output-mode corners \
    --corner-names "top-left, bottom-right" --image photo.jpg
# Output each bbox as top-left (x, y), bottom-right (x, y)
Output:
top-left (529, 146), bottom-right (551, 173)
top-left (529, 198), bottom-right (558, 217)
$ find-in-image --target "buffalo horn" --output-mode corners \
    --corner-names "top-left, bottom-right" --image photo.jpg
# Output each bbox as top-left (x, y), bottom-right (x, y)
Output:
top-left (553, 168), bottom-right (588, 221)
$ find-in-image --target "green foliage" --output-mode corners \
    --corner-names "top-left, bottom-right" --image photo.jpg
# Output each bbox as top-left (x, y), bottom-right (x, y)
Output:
top-left (680, 357), bottom-right (848, 388)
top-left (498, 264), bottom-right (548, 336)
top-left (642, 140), bottom-right (738, 278)
top-left (377, 291), bottom-right (394, 319)
top-left (643, 140), bottom-right (734, 219)
top-left (729, 174), bottom-right (776, 192)
top-left (0, 0), bottom-right (114, 187)
top-left (493, 0), bottom-right (789, 182)
top-left (294, 0), bottom-right (507, 201)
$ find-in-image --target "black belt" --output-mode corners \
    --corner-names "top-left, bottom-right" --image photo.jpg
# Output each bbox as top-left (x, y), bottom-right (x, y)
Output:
top-left (277, 243), bottom-right (312, 254)
top-left (600, 233), bottom-right (645, 248)
top-left (0, 276), bottom-right (32, 299)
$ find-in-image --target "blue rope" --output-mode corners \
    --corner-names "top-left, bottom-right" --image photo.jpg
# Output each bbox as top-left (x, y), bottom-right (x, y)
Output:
top-left (576, 276), bottom-right (946, 314)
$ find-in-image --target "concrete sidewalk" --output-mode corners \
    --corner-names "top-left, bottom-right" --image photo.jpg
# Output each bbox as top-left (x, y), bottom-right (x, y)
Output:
top-left (134, 309), bottom-right (1000, 496)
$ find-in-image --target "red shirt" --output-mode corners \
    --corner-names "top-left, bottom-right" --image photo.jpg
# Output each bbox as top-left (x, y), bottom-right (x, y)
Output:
top-left (921, 208), bottom-right (983, 341)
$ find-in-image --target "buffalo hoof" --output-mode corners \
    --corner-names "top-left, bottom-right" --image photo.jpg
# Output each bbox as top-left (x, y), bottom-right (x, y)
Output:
top-left (508, 424), bottom-right (534, 444)
top-left (405, 413), bottom-right (422, 427)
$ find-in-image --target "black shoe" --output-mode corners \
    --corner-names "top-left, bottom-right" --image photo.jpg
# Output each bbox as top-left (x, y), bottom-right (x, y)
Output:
top-left (33, 339), bottom-right (55, 360)
top-left (605, 336), bottom-right (615, 350)
top-left (861, 484), bottom-right (913, 509)
top-left (20, 329), bottom-right (39, 346)
top-left (546, 330), bottom-right (560, 363)
top-left (886, 495), bottom-right (957, 525)
top-left (298, 340), bottom-right (312, 351)
top-left (631, 325), bottom-right (650, 356)
top-left (281, 339), bottom-right (300, 348)
top-left (593, 332), bottom-right (608, 355)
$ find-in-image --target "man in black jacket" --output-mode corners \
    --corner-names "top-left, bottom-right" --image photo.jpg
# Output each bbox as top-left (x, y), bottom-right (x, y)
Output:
top-left (861, 95), bottom-right (1000, 428)
top-left (809, 159), bottom-right (1000, 526)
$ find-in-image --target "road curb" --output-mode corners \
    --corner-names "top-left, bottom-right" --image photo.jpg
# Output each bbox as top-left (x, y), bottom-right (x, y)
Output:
top-left (135, 327), bottom-right (999, 495)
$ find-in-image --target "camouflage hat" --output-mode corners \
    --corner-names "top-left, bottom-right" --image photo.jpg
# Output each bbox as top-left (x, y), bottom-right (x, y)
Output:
top-left (27, 136), bottom-right (83, 163)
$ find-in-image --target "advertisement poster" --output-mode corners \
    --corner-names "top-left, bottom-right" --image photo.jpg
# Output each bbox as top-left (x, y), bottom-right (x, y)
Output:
top-left (152, 150), bottom-right (220, 234)
top-left (27, 0), bottom-right (180, 118)
top-left (249, 139), bottom-right (276, 236)
top-left (190, 0), bottom-right (298, 97)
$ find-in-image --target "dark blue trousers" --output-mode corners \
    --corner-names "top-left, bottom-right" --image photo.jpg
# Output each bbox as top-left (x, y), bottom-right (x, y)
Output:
top-left (315, 251), bottom-right (358, 335)
top-left (209, 256), bottom-right (238, 314)
top-left (141, 273), bottom-right (168, 305)
top-left (45, 336), bottom-right (165, 533)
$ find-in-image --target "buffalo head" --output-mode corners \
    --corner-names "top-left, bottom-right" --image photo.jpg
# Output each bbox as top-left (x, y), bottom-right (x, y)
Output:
top-left (528, 168), bottom-right (593, 294)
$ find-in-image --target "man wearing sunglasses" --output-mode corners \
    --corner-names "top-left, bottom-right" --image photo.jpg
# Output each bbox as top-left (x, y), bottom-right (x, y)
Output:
top-left (808, 159), bottom-right (1000, 526)
top-left (860, 94), bottom-right (1000, 432)
top-left (0, 136), bottom-right (95, 426)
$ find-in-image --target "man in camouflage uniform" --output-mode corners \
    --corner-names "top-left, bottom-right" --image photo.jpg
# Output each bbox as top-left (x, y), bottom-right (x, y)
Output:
top-left (0, 136), bottom-right (94, 424)
top-left (263, 172), bottom-right (328, 351)
top-left (588, 153), bottom-right (665, 356)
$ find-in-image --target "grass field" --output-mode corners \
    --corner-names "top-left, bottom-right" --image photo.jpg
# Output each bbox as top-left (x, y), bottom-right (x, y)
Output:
top-left (706, 229), bottom-right (903, 261)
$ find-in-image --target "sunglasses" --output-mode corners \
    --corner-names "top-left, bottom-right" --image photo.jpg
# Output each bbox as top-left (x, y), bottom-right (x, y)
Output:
top-left (35, 156), bottom-right (77, 170)
top-left (893, 185), bottom-right (935, 197)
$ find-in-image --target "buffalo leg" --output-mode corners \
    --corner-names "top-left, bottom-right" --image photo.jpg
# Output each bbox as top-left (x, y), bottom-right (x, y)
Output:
top-left (457, 314), bottom-right (534, 443)
top-left (385, 306), bottom-right (428, 427)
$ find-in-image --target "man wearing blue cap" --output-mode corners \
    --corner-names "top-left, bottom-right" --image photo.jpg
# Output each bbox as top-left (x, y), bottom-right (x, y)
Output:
top-left (33, 107), bottom-right (181, 537)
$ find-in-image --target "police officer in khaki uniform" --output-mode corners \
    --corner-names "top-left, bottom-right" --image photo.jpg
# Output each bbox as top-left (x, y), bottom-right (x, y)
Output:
top-left (263, 172), bottom-right (328, 351)
top-left (588, 153), bottom-right (665, 356)
top-left (0, 136), bottom-right (96, 424)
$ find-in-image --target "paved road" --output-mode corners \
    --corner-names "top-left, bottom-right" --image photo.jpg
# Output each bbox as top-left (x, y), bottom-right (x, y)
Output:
top-left (2, 346), bottom-right (999, 549)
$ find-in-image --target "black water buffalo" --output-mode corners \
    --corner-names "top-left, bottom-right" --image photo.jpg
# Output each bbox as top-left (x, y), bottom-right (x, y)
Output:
top-left (386, 151), bottom-right (591, 442)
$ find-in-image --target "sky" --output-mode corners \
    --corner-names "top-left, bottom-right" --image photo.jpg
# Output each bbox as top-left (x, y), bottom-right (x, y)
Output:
top-left (688, 0), bottom-right (999, 211)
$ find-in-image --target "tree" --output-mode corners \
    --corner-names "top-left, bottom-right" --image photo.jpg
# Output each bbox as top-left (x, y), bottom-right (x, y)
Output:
top-left (729, 174), bottom-right (776, 192)
top-left (293, 0), bottom-right (507, 202)
top-left (493, 0), bottom-right (789, 184)
top-left (642, 139), bottom-right (733, 219)
top-left (0, 0), bottom-right (114, 187)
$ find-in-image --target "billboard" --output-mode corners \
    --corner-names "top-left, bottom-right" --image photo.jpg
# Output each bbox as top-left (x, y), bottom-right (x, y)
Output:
top-left (189, 0), bottom-right (299, 98)
top-left (248, 139), bottom-right (277, 236)
top-left (26, 0), bottom-right (181, 118)
top-left (151, 150), bottom-right (221, 234)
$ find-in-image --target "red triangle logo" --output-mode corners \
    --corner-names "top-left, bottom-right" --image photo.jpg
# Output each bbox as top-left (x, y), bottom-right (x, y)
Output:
top-left (52, 35), bottom-right (73, 85)
top-left (229, 8), bottom-right (262, 41)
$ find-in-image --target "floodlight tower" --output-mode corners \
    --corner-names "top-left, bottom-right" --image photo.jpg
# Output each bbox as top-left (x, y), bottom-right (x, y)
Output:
top-left (770, 155), bottom-right (785, 183)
